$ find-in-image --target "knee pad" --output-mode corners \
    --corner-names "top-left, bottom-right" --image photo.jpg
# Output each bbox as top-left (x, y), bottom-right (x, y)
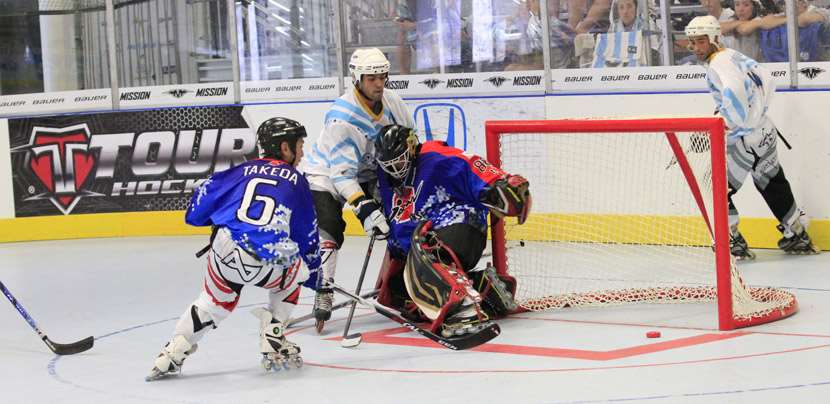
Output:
top-left (403, 221), bottom-right (487, 333)
top-left (173, 304), bottom-right (218, 345)
top-left (319, 237), bottom-right (339, 282)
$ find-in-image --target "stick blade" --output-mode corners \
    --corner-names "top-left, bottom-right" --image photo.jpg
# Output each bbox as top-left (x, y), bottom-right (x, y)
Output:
top-left (443, 322), bottom-right (501, 351)
top-left (47, 336), bottom-right (94, 355)
top-left (340, 333), bottom-right (362, 348)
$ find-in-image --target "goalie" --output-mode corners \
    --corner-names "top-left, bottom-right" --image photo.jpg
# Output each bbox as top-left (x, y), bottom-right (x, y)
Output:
top-left (372, 125), bottom-right (531, 338)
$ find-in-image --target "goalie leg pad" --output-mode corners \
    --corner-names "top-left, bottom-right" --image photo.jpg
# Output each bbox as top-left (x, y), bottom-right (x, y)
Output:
top-left (470, 264), bottom-right (519, 317)
top-left (403, 221), bottom-right (489, 335)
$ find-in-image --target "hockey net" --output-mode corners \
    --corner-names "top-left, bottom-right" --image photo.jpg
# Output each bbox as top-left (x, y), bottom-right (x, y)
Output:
top-left (485, 118), bottom-right (797, 330)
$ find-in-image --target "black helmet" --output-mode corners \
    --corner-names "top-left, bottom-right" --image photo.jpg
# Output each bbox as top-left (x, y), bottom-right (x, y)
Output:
top-left (375, 124), bottom-right (418, 180)
top-left (256, 117), bottom-right (307, 160)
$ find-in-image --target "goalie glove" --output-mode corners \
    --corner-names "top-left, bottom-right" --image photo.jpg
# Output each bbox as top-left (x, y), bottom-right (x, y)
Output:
top-left (480, 175), bottom-right (531, 224)
top-left (351, 195), bottom-right (390, 236)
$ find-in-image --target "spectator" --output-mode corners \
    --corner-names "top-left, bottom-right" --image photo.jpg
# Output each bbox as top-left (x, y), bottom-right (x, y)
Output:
top-left (571, 0), bottom-right (613, 34)
top-left (395, 0), bottom-right (418, 74)
top-left (609, 0), bottom-right (643, 32)
top-left (720, 0), bottom-right (765, 61)
top-left (702, 0), bottom-right (736, 22)
top-left (506, 0), bottom-right (576, 70)
top-left (591, 0), bottom-right (660, 67)
top-left (757, 0), bottom-right (827, 61)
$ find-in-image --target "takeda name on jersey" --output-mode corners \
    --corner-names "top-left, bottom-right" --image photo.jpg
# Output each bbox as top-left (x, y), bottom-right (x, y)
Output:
top-left (242, 164), bottom-right (299, 185)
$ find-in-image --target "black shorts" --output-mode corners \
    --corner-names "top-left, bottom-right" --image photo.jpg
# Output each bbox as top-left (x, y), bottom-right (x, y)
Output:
top-left (311, 182), bottom-right (378, 248)
top-left (432, 223), bottom-right (487, 271)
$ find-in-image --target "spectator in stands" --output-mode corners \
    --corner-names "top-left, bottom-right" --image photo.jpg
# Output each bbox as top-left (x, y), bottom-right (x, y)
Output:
top-left (720, 0), bottom-right (765, 61)
top-left (506, 0), bottom-right (576, 70)
top-left (756, 0), bottom-right (828, 61)
top-left (395, 0), bottom-right (417, 74)
top-left (609, 0), bottom-right (642, 32)
top-left (702, 0), bottom-right (736, 22)
top-left (571, 0), bottom-right (613, 34)
top-left (591, 0), bottom-right (659, 67)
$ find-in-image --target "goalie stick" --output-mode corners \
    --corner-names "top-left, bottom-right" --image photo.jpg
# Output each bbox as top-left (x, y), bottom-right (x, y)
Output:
top-left (0, 280), bottom-right (94, 355)
top-left (328, 282), bottom-right (501, 351)
top-left (286, 289), bottom-right (379, 327)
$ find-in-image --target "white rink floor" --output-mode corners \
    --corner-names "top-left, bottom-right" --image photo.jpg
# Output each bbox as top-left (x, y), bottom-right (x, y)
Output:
top-left (1, 235), bottom-right (828, 404)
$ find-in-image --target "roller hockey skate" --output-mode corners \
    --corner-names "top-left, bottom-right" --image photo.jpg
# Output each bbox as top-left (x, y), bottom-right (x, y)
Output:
top-left (777, 225), bottom-right (820, 255)
top-left (440, 302), bottom-right (493, 338)
top-left (252, 308), bottom-right (303, 372)
top-left (312, 285), bottom-right (333, 334)
top-left (730, 231), bottom-right (756, 261)
top-left (145, 335), bottom-right (198, 382)
top-left (471, 264), bottom-right (518, 316)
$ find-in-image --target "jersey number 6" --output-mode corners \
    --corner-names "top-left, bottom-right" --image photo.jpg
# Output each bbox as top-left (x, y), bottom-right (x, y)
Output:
top-left (237, 178), bottom-right (279, 226)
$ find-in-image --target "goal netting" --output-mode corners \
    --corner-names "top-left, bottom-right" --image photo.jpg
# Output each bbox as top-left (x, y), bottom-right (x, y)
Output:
top-left (485, 118), bottom-right (797, 330)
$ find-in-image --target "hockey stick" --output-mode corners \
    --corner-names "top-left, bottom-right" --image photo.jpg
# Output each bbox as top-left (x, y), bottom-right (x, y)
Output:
top-left (0, 280), bottom-right (94, 355)
top-left (329, 282), bottom-right (501, 351)
top-left (340, 233), bottom-right (377, 348)
top-left (286, 289), bottom-right (379, 327)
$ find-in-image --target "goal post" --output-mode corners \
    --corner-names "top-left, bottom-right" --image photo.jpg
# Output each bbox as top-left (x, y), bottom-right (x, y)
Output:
top-left (485, 118), bottom-right (797, 330)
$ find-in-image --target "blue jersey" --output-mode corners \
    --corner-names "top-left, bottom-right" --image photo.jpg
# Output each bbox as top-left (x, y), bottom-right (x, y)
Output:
top-left (377, 141), bottom-right (506, 259)
top-left (186, 158), bottom-right (321, 273)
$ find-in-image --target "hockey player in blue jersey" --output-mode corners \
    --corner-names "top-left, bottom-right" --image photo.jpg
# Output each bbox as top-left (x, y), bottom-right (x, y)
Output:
top-left (371, 125), bottom-right (531, 338)
top-left (686, 15), bottom-right (819, 259)
top-left (300, 47), bottom-right (416, 332)
top-left (146, 118), bottom-right (321, 381)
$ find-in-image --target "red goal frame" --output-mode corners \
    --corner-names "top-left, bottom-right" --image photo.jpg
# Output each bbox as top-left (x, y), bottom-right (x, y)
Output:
top-left (485, 118), bottom-right (797, 330)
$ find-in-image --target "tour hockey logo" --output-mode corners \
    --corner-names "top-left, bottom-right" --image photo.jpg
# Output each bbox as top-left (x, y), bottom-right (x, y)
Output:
top-left (11, 113), bottom-right (257, 216)
top-left (13, 124), bottom-right (100, 215)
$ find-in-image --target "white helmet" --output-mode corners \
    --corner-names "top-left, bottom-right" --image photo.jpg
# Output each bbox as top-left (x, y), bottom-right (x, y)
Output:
top-left (685, 15), bottom-right (721, 44)
top-left (349, 48), bottom-right (390, 86)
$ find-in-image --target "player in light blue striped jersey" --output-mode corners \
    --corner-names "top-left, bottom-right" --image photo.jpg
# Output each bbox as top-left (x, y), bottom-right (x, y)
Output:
top-left (300, 48), bottom-right (416, 332)
top-left (685, 15), bottom-right (819, 259)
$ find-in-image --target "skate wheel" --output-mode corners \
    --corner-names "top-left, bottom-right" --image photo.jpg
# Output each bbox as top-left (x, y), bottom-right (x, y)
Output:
top-left (261, 357), bottom-right (272, 371)
top-left (315, 320), bottom-right (325, 334)
top-left (293, 357), bottom-right (304, 368)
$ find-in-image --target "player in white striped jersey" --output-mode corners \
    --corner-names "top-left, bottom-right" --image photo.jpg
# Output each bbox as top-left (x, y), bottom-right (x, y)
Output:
top-left (686, 16), bottom-right (819, 259)
top-left (299, 48), bottom-right (416, 332)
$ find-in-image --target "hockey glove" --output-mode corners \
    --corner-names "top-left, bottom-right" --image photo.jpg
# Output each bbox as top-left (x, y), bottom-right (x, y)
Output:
top-left (352, 196), bottom-right (390, 236)
top-left (481, 175), bottom-right (532, 224)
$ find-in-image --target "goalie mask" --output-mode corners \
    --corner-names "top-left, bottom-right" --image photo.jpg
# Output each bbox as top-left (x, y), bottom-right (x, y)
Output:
top-left (375, 124), bottom-right (419, 180)
top-left (256, 117), bottom-right (307, 163)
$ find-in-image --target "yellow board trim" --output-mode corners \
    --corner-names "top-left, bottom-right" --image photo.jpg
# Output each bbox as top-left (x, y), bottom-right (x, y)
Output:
top-left (0, 209), bottom-right (365, 243)
top-left (0, 211), bottom-right (826, 251)
top-left (501, 213), bottom-right (829, 250)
